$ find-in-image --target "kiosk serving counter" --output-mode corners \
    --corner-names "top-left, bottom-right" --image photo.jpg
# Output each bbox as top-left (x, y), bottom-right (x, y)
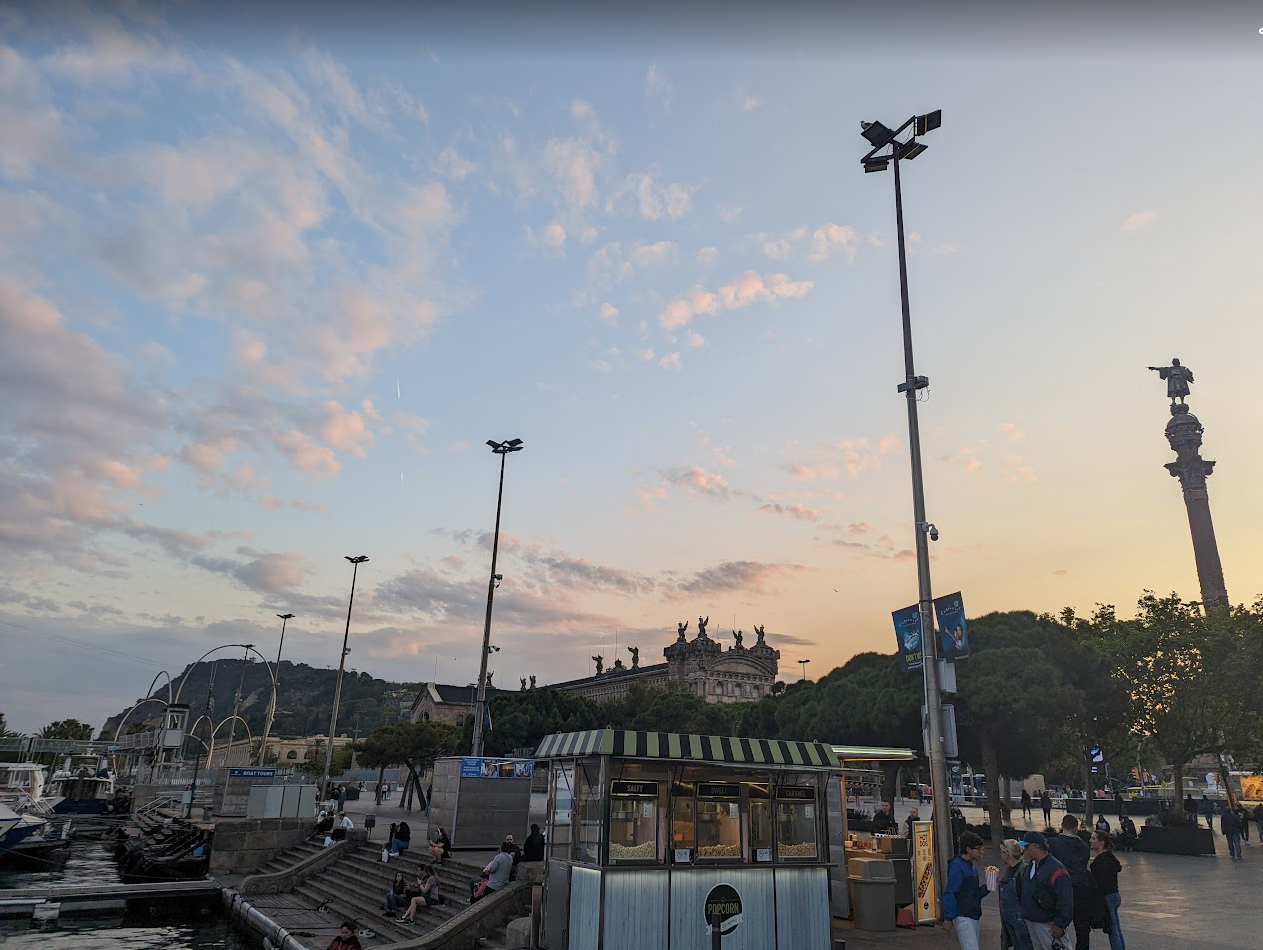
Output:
top-left (534, 729), bottom-right (839, 950)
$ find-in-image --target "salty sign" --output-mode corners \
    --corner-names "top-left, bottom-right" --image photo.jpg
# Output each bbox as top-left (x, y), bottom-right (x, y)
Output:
top-left (703, 883), bottom-right (743, 937)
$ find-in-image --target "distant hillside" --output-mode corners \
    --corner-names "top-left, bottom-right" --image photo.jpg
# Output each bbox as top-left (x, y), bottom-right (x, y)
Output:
top-left (100, 660), bottom-right (421, 740)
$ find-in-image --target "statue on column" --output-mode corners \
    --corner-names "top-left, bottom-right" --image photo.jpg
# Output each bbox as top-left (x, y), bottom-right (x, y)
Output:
top-left (1149, 358), bottom-right (1194, 405)
top-left (592, 655), bottom-right (604, 675)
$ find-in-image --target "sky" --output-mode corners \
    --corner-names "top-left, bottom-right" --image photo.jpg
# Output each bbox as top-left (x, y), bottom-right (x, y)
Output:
top-left (2, 1), bottom-right (1262, 734)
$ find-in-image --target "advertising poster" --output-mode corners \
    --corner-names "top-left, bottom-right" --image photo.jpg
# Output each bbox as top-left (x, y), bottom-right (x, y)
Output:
top-left (892, 604), bottom-right (924, 672)
top-left (933, 592), bottom-right (970, 660)
top-left (460, 757), bottom-right (534, 779)
top-left (912, 821), bottom-right (939, 924)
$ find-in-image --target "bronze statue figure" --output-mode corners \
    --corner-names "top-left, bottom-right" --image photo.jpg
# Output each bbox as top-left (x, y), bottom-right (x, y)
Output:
top-left (529, 674), bottom-right (536, 689)
top-left (733, 628), bottom-right (743, 647)
top-left (627, 646), bottom-right (640, 667)
top-left (697, 615), bottom-right (709, 636)
top-left (754, 624), bottom-right (766, 643)
top-left (592, 654), bottom-right (604, 674)
top-left (520, 677), bottom-right (527, 691)
top-left (486, 671), bottom-right (494, 687)
top-left (676, 620), bottom-right (689, 640)
top-left (1149, 358), bottom-right (1194, 404)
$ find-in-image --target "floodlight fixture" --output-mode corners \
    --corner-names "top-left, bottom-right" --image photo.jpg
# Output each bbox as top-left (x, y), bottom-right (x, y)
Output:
top-left (900, 140), bottom-right (929, 161)
top-left (860, 120), bottom-right (895, 148)
top-left (863, 159), bottom-right (890, 174)
top-left (915, 110), bottom-right (942, 136)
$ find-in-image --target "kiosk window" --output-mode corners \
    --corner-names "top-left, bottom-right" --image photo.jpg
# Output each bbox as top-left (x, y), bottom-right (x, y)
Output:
top-left (697, 800), bottom-right (740, 857)
top-left (550, 764), bottom-right (574, 861)
top-left (574, 760), bottom-right (604, 864)
top-left (608, 781), bottom-right (658, 862)
top-left (747, 784), bottom-right (773, 858)
top-left (670, 782), bottom-right (696, 856)
top-left (776, 787), bottom-right (818, 858)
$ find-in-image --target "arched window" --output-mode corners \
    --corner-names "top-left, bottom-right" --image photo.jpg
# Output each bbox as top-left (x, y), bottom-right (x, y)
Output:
top-left (286, 750), bottom-right (298, 760)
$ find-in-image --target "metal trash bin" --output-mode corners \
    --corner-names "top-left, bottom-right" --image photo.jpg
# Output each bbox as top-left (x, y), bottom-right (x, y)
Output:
top-left (848, 857), bottom-right (896, 932)
top-left (201, 805), bottom-right (214, 821)
top-left (364, 814), bottom-right (376, 838)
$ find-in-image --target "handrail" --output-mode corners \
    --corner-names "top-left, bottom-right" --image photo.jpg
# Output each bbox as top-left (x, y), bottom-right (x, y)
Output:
top-left (134, 795), bottom-right (178, 817)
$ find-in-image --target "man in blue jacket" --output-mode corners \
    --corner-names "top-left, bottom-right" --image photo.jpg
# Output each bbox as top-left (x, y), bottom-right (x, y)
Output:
top-left (942, 831), bottom-right (989, 950)
top-left (1017, 831), bottom-right (1074, 950)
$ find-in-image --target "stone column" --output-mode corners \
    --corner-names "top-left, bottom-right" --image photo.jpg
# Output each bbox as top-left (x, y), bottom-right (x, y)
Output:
top-left (1163, 405), bottom-right (1228, 607)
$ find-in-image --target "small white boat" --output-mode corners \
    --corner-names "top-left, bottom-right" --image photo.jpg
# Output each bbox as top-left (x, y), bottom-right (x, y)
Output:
top-left (48, 752), bottom-right (120, 815)
top-left (0, 802), bottom-right (47, 857)
top-left (0, 762), bottom-right (48, 807)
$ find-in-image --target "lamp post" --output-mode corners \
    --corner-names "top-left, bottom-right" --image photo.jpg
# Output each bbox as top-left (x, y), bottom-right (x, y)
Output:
top-left (323, 556), bottom-right (368, 799)
top-left (860, 108), bottom-right (954, 887)
top-left (797, 658), bottom-right (811, 681)
top-left (472, 438), bottom-right (523, 757)
top-left (257, 612), bottom-right (295, 766)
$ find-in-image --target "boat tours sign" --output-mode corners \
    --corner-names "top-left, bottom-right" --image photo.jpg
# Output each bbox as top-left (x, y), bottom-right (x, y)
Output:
top-left (892, 604), bottom-right (923, 672)
top-left (227, 768), bottom-right (277, 779)
top-left (459, 757), bottom-right (534, 779)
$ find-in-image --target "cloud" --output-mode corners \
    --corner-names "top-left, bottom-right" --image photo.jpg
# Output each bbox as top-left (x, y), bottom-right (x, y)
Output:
top-left (646, 63), bottom-right (671, 113)
top-left (543, 137), bottom-right (600, 213)
top-left (599, 302), bottom-right (619, 323)
top-left (1053, 569), bottom-right (1069, 577)
top-left (661, 466), bottom-right (729, 499)
top-left (807, 224), bottom-right (859, 262)
top-left (758, 502), bottom-right (818, 521)
top-left (659, 271), bottom-right (813, 330)
top-left (671, 560), bottom-right (809, 596)
top-left (659, 352), bottom-right (682, 370)
top-left (786, 462), bottom-right (841, 482)
top-left (615, 171), bottom-right (692, 221)
top-left (1121, 210), bottom-right (1157, 234)
top-left (999, 422), bottom-right (1024, 442)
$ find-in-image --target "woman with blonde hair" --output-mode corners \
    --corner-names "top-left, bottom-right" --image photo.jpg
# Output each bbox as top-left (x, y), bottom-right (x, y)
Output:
top-left (997, 838), bottom-right (1033, 950)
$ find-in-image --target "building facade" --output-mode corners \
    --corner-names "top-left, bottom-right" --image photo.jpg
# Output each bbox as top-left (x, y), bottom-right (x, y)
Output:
top-left (552, 620), bottom-right (781, 705)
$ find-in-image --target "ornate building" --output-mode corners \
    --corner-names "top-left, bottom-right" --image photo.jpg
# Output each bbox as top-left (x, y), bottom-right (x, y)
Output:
top-left (551, 618), bottom-right (781, 705)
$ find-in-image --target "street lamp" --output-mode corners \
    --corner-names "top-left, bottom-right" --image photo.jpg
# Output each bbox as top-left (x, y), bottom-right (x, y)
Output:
top-left (860, 108), bottom-right (954, 886)
top-left (797, 658), bottom-right (811, 681)
top-left (472, 438), bottom-right (524, 757)
top-left (323, 556), bottom-right (368, 799)
top-left (258, 612), bottom-right (295, 765)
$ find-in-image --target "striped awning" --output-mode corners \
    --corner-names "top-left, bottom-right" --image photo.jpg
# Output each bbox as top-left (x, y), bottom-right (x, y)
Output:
top-left (534, 730), bottom-right (838, 769)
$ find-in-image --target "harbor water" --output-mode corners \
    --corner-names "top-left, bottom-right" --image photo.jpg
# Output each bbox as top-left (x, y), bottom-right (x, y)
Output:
top-left (0, 837), bottom-right (259, 949)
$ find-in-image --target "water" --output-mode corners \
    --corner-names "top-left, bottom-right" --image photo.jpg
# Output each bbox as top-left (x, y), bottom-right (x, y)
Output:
top-left (0, 839), bottom-right (261, 949)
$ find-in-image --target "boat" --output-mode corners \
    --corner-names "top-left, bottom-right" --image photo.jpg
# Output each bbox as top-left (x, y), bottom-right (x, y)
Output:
top-left (0, 762), bottom-right (48, 807)
top-left (47, 752), bottom-right (125, 815)
top-left (0, 802), bottom-right (52, 858)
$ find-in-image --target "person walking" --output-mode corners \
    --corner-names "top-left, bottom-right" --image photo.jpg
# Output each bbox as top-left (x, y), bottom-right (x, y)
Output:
top-left (1047, 815), bottom-right (1092, 950)
top-left (1022, 790), bottom-right (1033, 820)
top-left (942, 831), bottom-right (989, 950)
top-left (1183, 794), bottom-right (1199, 827)
top-left (1040, 790), bottom-right (1053, 827)
top-left (1221, 803), bottom-right (1243, 860)
top-left (1236, 803), bottom-right (1250, 843)
top-left (1016, 831), bottom-right (1073, 950)
top-left (1253, 803), bottom-right (1263, 841)
top-left (1089, 830), bottom-right (1125, 950)
top-left (998, 839), bottom-right (1035, 950)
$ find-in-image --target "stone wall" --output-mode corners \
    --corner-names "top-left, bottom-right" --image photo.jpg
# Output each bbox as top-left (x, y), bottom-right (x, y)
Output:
top-left (208, 816), bottom-right (318, 874)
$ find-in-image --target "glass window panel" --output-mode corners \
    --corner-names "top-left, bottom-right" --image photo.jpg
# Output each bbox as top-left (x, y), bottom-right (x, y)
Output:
top-left (697, 800), bottom-right (741, 858)
top-left (609, 791), bottom-right (658, 862)
top-left (574, 759), bottom-right (603, 865)
top-left (776, 787), bottom-right (819, 859)
top-left (670, 783), bottom-right (696, 858)
top-left (550, 763), bottom-right (574, 861)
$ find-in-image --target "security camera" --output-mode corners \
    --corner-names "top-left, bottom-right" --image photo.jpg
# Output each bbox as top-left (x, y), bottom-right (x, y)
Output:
top-left (919, 521), bottom-right (939, 541)
top-left (929, 525), bottom-right (939, 542)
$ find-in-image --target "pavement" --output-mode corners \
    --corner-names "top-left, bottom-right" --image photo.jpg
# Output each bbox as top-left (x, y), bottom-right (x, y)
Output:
top-left (336, 790), bottom-right (1260, 950)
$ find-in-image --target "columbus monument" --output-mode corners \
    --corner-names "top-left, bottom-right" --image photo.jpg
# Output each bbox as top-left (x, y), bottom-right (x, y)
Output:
top-left (1149, 358), bottom-right (1228, 607)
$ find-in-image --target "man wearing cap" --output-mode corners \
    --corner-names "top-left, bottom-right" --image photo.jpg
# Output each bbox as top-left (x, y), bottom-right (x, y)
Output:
top-left (1016, 831), bottom-right (1073, 950)
top-left (1047, 815), bottom-right (1092, 949)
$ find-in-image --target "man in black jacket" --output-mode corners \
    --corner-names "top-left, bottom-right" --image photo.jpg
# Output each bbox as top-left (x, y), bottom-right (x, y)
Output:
top-left (1047, 815), bottom-right (1092, 949)
top-left (871, 800), bottom-right (899, 835)
top-left (1017, 831), bottom-right (1074, 950)
top-left (522, 823), bottom-right (546, 862)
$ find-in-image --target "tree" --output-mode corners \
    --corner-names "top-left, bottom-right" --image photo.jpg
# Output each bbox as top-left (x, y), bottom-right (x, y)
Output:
top-left (0, 711), bottom-right (15, 737)
top-left (355, 720), bottom-right (462, 805)
top-left (1100, 593), bottom-right (1263, 812)
top-left (38, 719), bottom-right (94, 740)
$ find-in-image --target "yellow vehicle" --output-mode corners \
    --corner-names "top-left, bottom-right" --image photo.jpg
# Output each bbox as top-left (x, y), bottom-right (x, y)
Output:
top-left (1229, 772), bottom-right (1263, 808)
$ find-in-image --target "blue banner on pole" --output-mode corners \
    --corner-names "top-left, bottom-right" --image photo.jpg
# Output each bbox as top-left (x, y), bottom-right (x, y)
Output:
top-left (933, 592), bottom-right (969, 660)
top-left (892, 604), bottom-right (924, 672)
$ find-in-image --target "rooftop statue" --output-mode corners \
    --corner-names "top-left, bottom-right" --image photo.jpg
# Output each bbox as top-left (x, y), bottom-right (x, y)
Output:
top-left (1149, 358), bottom-right (1194, 405)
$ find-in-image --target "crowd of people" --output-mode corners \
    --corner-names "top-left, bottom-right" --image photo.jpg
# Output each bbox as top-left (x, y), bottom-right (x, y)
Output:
top-left (943, 814), bottom-right (1127, 950)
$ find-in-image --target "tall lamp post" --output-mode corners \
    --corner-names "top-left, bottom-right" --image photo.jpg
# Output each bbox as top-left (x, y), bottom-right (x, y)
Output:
top-left (472, 438), bottom-right (523, 757)
top-left (859, 108), bottom-right (954, 887)
top-left (257, 612), bottom-right (295, 765)
top-left (797, 658), bottom-right (811, 681)
top-left (323, 556), bottom-right (368, 798)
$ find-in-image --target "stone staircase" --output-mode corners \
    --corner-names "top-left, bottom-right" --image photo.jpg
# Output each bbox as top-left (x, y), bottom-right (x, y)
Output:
top-left (245, 838), bottom-right (527, 948)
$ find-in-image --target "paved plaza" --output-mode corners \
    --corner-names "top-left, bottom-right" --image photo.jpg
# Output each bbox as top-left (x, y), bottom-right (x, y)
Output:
top-left (338, 789), bottom-right (1259, 950)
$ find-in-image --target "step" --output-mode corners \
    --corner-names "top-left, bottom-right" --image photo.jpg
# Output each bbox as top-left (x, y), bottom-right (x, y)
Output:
top-left (294, 882), bottom-right (418, 944)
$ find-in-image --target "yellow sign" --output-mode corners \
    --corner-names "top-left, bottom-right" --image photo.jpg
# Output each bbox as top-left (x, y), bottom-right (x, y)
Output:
top-left (1239, 773), bottom-right (1263, 803)
top-left (912, 821), bottom-right (938, 924)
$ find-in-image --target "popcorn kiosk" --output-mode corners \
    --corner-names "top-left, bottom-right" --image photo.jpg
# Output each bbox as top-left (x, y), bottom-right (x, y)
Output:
top-left (535, 729), bottom-right (839, 950)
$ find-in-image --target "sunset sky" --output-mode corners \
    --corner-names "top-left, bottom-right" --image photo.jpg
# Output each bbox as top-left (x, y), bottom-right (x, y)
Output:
top-left (3, 3), bottom-right (1262, 733)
